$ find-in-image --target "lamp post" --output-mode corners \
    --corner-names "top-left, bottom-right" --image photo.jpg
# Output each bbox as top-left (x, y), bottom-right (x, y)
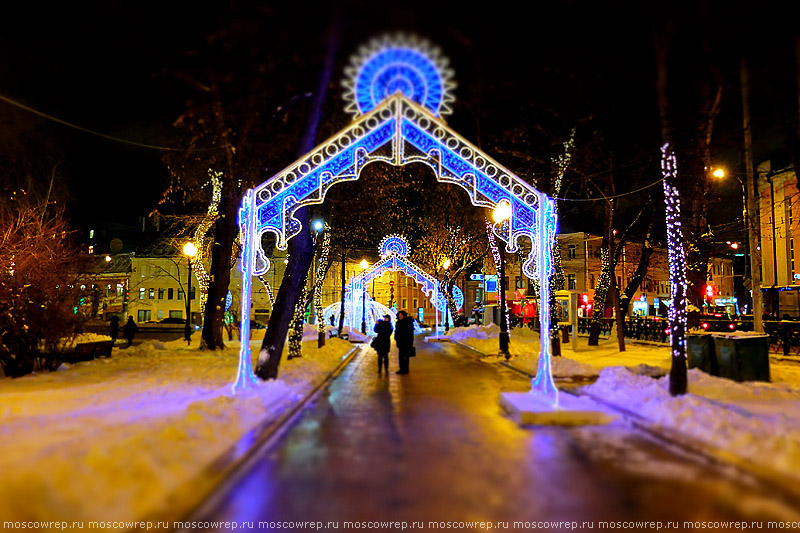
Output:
top-left (493, 201), bottom-right (512, 359)
top-left (712, 165), bottom-right (762, 332)
top-left (360, 259), bottom-right (369, 334)
top-left (442, 258), bottom-right (451, 332)
top-left (182, 242), bottom-right (198, 344)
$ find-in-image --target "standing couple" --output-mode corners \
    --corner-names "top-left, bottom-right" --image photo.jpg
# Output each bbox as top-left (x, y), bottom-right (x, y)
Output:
top-left (372, 311), bottom-right (414, 375)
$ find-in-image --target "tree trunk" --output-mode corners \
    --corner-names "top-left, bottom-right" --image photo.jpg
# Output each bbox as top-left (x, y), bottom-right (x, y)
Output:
top-left (588, 203), bottom-right (613, 345)
top-left (655, 30), bottom-right (688, 396)
top-left (337, 249), bottom-right (346, 335)
top-left (620, 217), bottom-right (655, 317)
top-left (609, 217), bottom-right (626, 352)
top-left (256, 18), bottom-right (338, 380)
top-left (201, 185), bottom-right (239, 349)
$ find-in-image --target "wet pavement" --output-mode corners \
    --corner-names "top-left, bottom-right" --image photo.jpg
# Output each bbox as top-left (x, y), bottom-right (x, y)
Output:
top-left (197, 338), bottom-right (799, 530)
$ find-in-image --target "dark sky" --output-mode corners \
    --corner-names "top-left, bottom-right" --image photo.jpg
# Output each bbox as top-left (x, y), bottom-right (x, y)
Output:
top-left (1, 1), bottom-right (799, 238)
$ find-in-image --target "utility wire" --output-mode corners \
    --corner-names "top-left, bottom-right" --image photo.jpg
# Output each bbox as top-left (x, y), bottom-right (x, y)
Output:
top-left (553, 177), bottom-right (664, 202)
top-left (0, 93), bottom-right (205, 152)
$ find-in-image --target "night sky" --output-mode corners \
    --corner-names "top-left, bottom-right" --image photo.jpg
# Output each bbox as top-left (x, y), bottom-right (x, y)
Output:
top-left (1, 1), bottom-right (798, 241)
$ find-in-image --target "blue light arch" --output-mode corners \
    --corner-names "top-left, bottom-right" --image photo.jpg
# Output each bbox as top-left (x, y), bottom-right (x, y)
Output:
top-left (237, 43), bottom-right (558, 405)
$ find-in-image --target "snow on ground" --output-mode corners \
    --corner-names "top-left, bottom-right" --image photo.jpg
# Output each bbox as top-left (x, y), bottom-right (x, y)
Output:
top-left (0, 335), bottom-right (354, 526)
top-left (448, 325), bottom-right (800, 482)
top-left (582, 367), bottom-right (800, 479)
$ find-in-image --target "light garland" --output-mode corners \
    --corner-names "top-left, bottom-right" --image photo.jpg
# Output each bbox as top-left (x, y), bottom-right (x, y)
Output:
top-left (590, 246), bottom-right (611, 327)
top-left (287, 297), bottom-right (305, 359)
top-left (314, 231), bottom-right (331, 337)
top-left (486, 218), bottom-right (511, 329)
top-left (191, 169), bottom-right (223, 313)
top-left (258, 276), bottom-right (276, 305)
top-left (661, 144), bottom-right (688, 366)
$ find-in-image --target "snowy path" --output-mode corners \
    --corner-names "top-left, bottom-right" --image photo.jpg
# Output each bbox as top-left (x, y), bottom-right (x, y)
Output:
top-left (193, 338), bottom-right (800, 528)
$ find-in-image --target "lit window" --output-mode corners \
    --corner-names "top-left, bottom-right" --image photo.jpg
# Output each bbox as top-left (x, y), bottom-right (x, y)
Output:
top-left (139, 288), bottom-right (145, 300)
top-left (568, 244), bottom-right (576, 259)
top-left (148, 288), bottom-right (155, 299)
top-left (88, 245), bottom-right (94, 254)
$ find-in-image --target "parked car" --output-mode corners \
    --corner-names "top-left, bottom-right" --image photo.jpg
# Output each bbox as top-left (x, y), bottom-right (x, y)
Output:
top-left (696, 313), bottom-right (736, 332)
top-left (159, 317), bottom-right (186, 324)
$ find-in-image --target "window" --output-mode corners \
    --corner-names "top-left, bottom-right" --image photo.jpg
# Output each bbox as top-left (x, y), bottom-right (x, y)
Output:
top-left (568, 274), bottom-right (577, 290)
top-left (158, 288), bottom-right (165, 299)
top-left (116, 283), bottom-right (124, 297)
top-left (157, 309), bottom-right (164, 320)
top-left (168, 288), bottom-right (174, 300)
top-left (148, 288), bottom-right (155, 300)
top-left (178, 289), bottom-right (184, 301)
top-left (567, 244), bottom-right (577, 259)
top-left (190, 287), bottom-right (196, 300)
top-left (503, 276), bottom-right (508, 291)
top-left (515, 276), bottom-right (523, 289)
top-left (413, 298), bottom-right (418, 309)
top-left (137, 310), bottom-right (151, 322)
top-left (139, 288), bottom-right (145, 300)
top-left (402, 298), bottom-right (407, 309)
top-left (589, 274), bottom-right (595, 289)
top-left (169, 310), bottom-right (182, 319)
top-left (617, 276), bottom-right (622, 288)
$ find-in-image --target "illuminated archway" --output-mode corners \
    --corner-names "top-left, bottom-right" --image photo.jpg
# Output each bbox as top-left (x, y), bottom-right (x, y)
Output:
top-left (236, 37), bottom-right (559, 404)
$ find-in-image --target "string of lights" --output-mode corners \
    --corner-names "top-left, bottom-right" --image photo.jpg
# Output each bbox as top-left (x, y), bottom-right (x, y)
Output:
top-left (314, 231), bottom-right (331, 337)
top-left (258, 276), bottom-right (275, 305)
top-left (661, 144), bottom-right (688, 369)
top-left (554, 177), bottom-right (664, 202)
top-left (486, 218), bottom-right (511, 329)
top-left (191, 170), bottom-right (223, 313)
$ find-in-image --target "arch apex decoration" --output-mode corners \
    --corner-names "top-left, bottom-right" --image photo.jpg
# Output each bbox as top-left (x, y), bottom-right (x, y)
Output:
top-left (236, 37), bottom-right (558, 405)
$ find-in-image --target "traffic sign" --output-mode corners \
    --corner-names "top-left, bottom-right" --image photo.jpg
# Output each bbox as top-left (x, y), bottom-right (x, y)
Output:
top-left (470, 274), bottom-right (484, 281)
top-left (389, 280), bottom-right (395, 286)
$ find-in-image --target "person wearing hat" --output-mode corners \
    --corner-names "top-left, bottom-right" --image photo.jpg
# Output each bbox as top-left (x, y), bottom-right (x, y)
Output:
top-left (372, 314), bottom-right (393, 374)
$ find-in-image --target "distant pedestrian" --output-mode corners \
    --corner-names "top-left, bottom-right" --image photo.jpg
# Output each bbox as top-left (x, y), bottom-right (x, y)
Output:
top-left (109, 315), bottom-right (120, 345)
top-left (394, 310), bottom-right (414, 375)
top-left (123, 316), bottom-right (138, 347)
top-left (372, 314), bottom-right (393, 374)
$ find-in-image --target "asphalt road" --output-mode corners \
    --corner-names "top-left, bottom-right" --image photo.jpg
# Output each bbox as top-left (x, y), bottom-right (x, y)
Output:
top-left (191, 338), bottom-right (800, 531)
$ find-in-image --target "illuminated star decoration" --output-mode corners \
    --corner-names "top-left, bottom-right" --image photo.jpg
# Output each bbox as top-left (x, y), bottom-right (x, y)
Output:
top-left (435, 283), bottom-right (464, 314)
top-left (342, 34), bottom-right (456, 120)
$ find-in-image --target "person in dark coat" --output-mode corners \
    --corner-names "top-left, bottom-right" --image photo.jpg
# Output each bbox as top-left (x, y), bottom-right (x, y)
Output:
top-left (394, 310), bottom-right (414, 374)
top-left (109, 316), bottom-right (120, 345)
top-left (123, 316), bottom-right (138, 347)
top-left (372, 314), bottom-right (393, 374)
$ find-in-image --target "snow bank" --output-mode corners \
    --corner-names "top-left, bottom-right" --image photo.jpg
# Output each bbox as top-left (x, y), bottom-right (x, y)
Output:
top-left (582, 367), bottom-right (800, 477)
top-left (447, 323), bottom-right (500, 342)
top-left (0, 337), bottom-right (354, 527)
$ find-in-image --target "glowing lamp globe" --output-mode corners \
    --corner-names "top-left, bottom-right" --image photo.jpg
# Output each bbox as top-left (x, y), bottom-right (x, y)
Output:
top-left (312, 220), bottom-right (324, 232)
top-left (712, 168), bottom-right (726, 179)
top-left (360, 259), bottom-right (369, 269)
top-left (492, 200), bottom-right (512, 223)
top-left (183, 242), bottom-right (198, 257)
top-left (104, 255), bottom-right (112, 263)
top-left (442, 258), bottom-right (451, 270)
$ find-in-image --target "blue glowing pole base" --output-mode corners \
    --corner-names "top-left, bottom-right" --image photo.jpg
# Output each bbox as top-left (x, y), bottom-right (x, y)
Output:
top-left (234, 189), bottom-right (260, 393)
top-left (530, 192), bottom-right (559, 406)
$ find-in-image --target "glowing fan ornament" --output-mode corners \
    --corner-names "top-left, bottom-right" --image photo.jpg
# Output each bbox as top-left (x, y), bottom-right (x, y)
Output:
top-left (343, 34), bottom-right (455, 120)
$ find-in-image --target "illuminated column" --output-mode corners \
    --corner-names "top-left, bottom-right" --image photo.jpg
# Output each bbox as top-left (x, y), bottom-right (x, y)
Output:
top-left (531, 192), bottom-right (559, 405)
top-left (234, 189), bottom-right (259, 391)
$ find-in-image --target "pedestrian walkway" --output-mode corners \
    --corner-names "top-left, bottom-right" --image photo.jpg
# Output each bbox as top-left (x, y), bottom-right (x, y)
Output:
top-left (198, 338), bottom-right (798, 528)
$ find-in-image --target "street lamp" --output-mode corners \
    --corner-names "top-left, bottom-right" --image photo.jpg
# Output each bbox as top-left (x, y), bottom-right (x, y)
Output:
top-left (182, 241), bottom-right (197, 344)
top-left (492, 200), bottom-right (512, 359)
top-left (360, 259), bottom-right (369, 334)
top-left (442, 258), bottom-right (451, 331)
top-left (713, 165), bottom-right (761, 331)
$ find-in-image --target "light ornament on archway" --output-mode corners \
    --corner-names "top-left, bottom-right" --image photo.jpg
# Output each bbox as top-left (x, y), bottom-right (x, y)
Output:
top-left (435, 283), bottom-right (464, 314)
top-left (235, 36), bottom-right (559, 406)
top-left (345, 235), bottom-right (442, 335)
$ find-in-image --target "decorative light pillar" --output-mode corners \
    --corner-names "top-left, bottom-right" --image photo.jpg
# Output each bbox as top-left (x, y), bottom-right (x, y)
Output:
top-left (182, 242), bottom-right (198, 344)
top-left (493, 201), bottom-right (512, 359)
top-left (360, 259), bottom-right (369, 334)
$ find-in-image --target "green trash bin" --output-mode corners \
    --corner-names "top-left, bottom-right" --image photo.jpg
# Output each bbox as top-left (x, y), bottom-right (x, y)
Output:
top-left (712, 333), bottom-right (770, 382)
top-left (687, 333), bottom-right (718, 376)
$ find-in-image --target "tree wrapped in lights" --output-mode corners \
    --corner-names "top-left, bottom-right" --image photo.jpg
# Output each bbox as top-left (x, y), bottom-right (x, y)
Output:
top-left (287, 295), bottom-right (306, 360)
top-left (486, 218), bottom-right (511, 330)
top-left (314, 230), bottom-right (331, 347)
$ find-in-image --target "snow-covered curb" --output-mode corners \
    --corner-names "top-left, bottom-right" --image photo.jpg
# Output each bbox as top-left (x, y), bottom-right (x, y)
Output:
top-left (581, 367), bottom-right (800, 484)
top-left (0, 337), bottom-right (356, 527)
